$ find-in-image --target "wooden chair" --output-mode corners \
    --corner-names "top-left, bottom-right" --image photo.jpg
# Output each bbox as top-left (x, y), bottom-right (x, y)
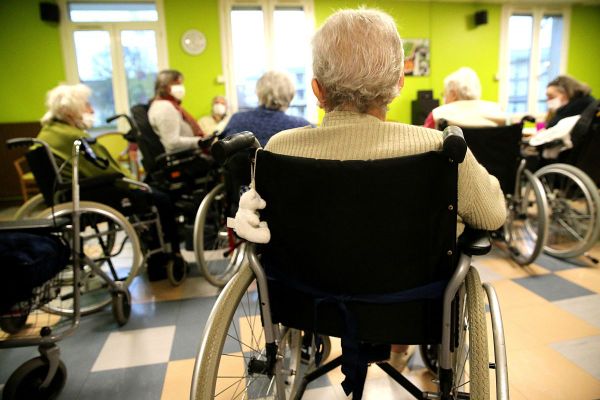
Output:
top-left (13, 156), bottom-right (38, 202)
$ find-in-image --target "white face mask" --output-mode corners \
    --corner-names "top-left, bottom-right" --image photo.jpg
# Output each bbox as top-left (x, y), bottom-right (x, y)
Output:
top-left (546, 97), bottom-right (565, 112)
top-left (212, 103), bottom-right (227, 116)
top-left (82, 112), bottom-right (95, 129)
top-left (170, 84), bottom-right (186, 101)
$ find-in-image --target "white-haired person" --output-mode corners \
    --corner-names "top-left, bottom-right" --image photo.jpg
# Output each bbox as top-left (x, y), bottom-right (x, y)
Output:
top-left (198, 95), bottom-right (231, 137)
top-left (38, 83), bottom-right (185, 281)
top-left (148, 69), bottom-right (206, 153)
top-left (424, 67), bottom-right (506, 129)
top-left (264, 8), bottom-right (506, 375)
top-left (222, 70), bottom-right (310, 146)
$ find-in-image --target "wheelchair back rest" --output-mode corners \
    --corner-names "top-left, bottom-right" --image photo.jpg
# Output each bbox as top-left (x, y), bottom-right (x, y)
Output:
top-left (460, 124), bottom-right (522, 196)
top-left (25, 146), bottom-right (64, 207)
top-left (131, 103), bottom-right (166, 173)
top-left (567, 100), bottom-right (600, 186)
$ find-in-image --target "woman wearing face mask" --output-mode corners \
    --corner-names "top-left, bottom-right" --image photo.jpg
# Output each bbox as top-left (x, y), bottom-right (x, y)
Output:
top-left (546, 75), bottom-right (595, 128)
top-left (37, 83), bottom-right (187, 281)
top-left (198, 96), bottom-right (231, 137)
top-left (148, 69), bottom-right (206, 153)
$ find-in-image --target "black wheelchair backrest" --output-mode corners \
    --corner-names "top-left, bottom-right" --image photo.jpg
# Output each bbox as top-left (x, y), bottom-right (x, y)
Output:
top-left (459, 124), bottom-right (522, 196)
top-left (567, 100), bottom-right (600, 185)
top-left (130, 103), bottom-right (167, 173)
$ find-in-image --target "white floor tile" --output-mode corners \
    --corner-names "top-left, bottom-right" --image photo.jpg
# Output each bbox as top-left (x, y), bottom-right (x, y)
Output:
top-left (92, 325), bottom-right (176, 372)
top-left (551, 335), bottom-right (600, 380)
top-left (554, 294), bottom-right (600, 329)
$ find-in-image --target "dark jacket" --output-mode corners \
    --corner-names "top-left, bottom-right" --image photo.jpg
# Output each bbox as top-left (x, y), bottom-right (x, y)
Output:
top-left (547, 94), bottom-right (596, 128)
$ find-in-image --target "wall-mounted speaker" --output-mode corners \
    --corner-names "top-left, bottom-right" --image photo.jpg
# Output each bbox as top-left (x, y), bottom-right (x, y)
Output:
top-left (474, 10), bottom-right (488, 27)
top-left (40, 2), bottom-right (60, 23)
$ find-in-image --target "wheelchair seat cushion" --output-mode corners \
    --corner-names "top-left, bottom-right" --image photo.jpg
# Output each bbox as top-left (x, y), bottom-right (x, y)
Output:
top-left (0, 232), bottom-right (70, 313)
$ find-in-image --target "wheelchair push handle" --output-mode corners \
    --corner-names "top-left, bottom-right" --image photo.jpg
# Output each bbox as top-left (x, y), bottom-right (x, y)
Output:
top-left (6, 137), bottom-right (36, 149)
top-left (211, 131), bottom-right (260, 164)
top-left (442, 125), bottom-right (467, 163)
top-left (106, 114), bottom-right (138, 143)
top-left (79, 138), bottom-right (110, 169)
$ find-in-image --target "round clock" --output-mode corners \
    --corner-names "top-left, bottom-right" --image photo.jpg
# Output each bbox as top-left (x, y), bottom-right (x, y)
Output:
top-left (181, 29), bottom-right (206, 55)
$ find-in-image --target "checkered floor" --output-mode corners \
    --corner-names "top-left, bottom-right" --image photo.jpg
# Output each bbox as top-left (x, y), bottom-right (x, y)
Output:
top-left (1, 244), bottom-right (600, 399)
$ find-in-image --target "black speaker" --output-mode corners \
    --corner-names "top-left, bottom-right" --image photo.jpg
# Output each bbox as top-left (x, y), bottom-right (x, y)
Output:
top-left (40, 2), bottom-right (60, 23)
top-left (474, 10), bottom-right (488, 26)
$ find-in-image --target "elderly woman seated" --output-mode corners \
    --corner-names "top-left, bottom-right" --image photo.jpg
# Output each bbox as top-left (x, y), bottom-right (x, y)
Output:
top-left (424, 67), bottom-right (506, 129)
top-left (262, 8), bottom-right (506, 372)
top-left (222, 70), bottom-right (310, 147)
top-left (37, 83), bottom-right (184, 281)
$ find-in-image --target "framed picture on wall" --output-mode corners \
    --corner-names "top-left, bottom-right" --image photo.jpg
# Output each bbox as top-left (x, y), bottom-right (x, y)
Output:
top-left (403, 38), bottom-right (430, 76)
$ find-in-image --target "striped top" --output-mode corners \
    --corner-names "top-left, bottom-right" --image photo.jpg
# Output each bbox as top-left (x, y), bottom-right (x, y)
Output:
top-left (265, 111), bottom-right (507, 235)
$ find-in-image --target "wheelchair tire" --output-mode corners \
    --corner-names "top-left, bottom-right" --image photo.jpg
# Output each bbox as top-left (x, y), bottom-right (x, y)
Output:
top-left (111, 282), bottom-right (131, 327)
top-left (14, 193), bottom-right (46, 220)
top-left (37, 201), bottom-right (142, 316)
top-left (167, 253), bottom-right (187, 286)
top-left (504, 169), bottom-right (549, 265)
top-left (193, 183), bottom-right (245, 287)
top-left (535, 163), bottom-right (600, 259)
top-left (0, 312), bottom-right (29, 334)
top-left (191, 263), bottom-right (304, 399)
top-left (2, 357), bottom-right (67, 400)
top-left (419, 344), bottom-right (439, 375)
top-left (451, 267), bottom-right (489, 400)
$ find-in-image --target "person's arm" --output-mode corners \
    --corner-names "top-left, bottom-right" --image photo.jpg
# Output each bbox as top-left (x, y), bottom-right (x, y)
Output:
top-left (457, 149), bottom-right (507, 230)
top-left (150, 102), bottom-right (199, 153)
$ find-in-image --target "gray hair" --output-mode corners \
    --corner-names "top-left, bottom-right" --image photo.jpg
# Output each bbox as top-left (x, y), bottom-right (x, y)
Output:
top-left (312, 8), bottom-right (404, 113)
top-left (155, 69), bottom-right (183, 98)
top-left (444, 67), bottom-right (482, 101)
top-left (256, 71), bottom-right (296, 111)
top-left (41, 83), bottom-right (91, 126)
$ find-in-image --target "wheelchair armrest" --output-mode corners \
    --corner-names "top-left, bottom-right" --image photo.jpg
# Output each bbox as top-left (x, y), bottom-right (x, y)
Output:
top-left (458, 226), bottom-right (492, 256)
top-left (156, 148), bottom-right (200, 164)
top-left (79, 173), bottom-right (124, 190)
top-left (0, 218), bottom-right (70, 233)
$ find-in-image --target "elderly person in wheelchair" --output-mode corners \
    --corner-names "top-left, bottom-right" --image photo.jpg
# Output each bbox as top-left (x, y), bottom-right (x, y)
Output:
top-left (193, 8), bottom-right (509, 400)
top-left (36, 83), bottom-right (185, 281)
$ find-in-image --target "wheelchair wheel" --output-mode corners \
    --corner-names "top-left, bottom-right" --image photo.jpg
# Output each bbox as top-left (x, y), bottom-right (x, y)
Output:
top-left (14, 193), bottom-right (46, 220)
top-left (111, 282), bottom-right (131, 327)
top-left (2, 357), bottom-right (67, 400)
top-left (166, 253), bottom-right (187, 286)
top-left (419, 344), bottom-right (439, 375)
top-left (535, 163), bottom-right (600, 259)
top-left (37, 201), bottom-right (142, 316)
top-left (193, 183), bottom-right (245, 287)
top-left (0, 312), bottom-right (29, 334)
top-left (191, 263), bottom-right (304, 399)
top-left (503, 169), bottom-right (549, 265)
top-left (447, 267), bottom-right (489, 400)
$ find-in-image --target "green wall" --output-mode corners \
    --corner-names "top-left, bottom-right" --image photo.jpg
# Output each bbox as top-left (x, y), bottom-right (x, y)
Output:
top-left (567, 5), bottom-right (600, 97)
top-left (163, 0), bottom-right (225, 118)
top-left (0, 0), bottom-right (66, 123)
top-left (0, 1), bottom-right (599, 125)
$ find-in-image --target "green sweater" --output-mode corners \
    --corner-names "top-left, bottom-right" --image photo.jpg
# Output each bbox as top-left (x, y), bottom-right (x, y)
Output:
top-left (37, 121), bottom-right (130, 179)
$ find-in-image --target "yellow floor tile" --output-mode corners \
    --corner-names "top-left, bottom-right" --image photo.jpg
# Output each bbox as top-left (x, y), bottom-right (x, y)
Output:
top-left (488, 279), bottom-right (548, 310)
top-left (161, 358), bottom-right (195, 400)
top-left (478, 255), bottom-right (549, 279)
top-left (130, 276), bottom-right (220, 304)
top-left (557, 267), bottom-right (600, 294)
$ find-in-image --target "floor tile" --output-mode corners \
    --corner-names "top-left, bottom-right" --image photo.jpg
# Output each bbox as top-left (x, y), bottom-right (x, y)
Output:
top-left (513, 273), bottom-right (595, 302)
top-left (78, 363), bottom-right (167, 400)
top-left (473, 263), bottom-right (505, 283)
top-left (130, 275), bottom-right (220, 304)
top-left (92, 325), bottom-right (175, 371)
top-left (557, 266), bottom-right (600, 294)
top-left (485, 279), bottom-right (548, 310)
top-left (551, 335), bottom-right (600, 380)
top-left (161, 358), bottom-right (194, 400)
top-left (533, 252), bottom-right (583, 271)
top-left (554, 294), bottom-right (600, 329)
top-left (476, 252), bottom-right (549, 279)
top-left (170, 297), bottom-right (216, 360)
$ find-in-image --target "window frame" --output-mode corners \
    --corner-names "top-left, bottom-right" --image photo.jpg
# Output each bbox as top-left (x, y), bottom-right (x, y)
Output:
top-left (219, 0), bottom-right (316, 122)
top-left (498, 4), bottom-right (571, 116)
top-left (57, 0), bottom-right (169, 131)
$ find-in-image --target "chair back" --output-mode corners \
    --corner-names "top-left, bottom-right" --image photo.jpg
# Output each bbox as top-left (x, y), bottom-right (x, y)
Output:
top-left (130, 103), bottom-right (166, 173)
top-left (25, 146), bottom-right (64, 207)
top-left (566, 100), bottom-right (600, 186)
top-left (255, 149), bottom-right (459, 344)
top-left (459, 124), bottom-right (522, 196)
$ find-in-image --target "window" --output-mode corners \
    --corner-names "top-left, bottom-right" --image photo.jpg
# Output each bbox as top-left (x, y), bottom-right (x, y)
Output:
top-left (499, 6), bottom-right (569, 116)
top-left (220, 0), bottom-right (316, 122)
top-left (59, 1), bottom-right (168, 133)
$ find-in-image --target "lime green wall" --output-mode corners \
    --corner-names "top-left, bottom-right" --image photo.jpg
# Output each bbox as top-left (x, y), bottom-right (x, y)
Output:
top-left (568, 5), bottom-right (600, 97)
top-left (163, 0), bottom-right (225, 119)
top-left (0, 0), bottom-right (66, 123)
top-left (314, 1), bottom-right (501, 123)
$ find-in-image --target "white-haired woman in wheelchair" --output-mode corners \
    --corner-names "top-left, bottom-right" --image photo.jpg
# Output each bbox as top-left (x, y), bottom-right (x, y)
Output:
top-left (37, 83), bottom-right (184, 281)
top-left (264, 7), bottom-right (507, 373)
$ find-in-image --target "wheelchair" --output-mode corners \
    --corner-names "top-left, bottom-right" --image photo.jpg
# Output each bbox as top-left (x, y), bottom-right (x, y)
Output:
top-left (191, 130), bottom-right (508, 400)
top-left (111, 106), bottom-right (249, 287)
top-left (528, 100), bottom-right (600, 261)
top-left (439, 119), bottom-right (549, 266)
top-left (1, 139), bottom-right (133, 400)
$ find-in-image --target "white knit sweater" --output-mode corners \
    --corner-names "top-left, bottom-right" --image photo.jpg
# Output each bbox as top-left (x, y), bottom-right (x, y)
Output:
top-left (265, 111), bottom-right (507, 235)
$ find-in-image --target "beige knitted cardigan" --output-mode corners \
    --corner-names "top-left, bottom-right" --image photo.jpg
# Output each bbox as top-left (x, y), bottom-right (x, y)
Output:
top-left (265, 111), bottom-right (507, 235)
